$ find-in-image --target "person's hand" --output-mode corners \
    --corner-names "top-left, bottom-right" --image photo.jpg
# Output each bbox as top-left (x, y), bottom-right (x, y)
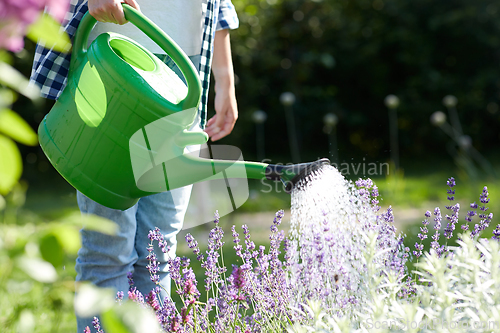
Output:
top-left (204, 29), bottom-right (238, 141)
top-left (205, 81), bottom-right (238, 141)
top-left (88, 0), bottom-right (140, 25)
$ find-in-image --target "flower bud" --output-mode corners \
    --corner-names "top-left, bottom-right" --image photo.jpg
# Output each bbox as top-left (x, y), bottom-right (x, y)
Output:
top-left (280, 92), bottom-right (296, 106)
top-left (430, 111), bottom-right (447, 126)
top-left (323, 113), bottom-right (338, 127)
top-left (457, 135), bottom-right (472, 149)
top-left (384, 94), bottom-right (400, 109)
top-left (442, 95), bottom-right (458, 108)
top-left (252, 110), bottom-right (267, 123)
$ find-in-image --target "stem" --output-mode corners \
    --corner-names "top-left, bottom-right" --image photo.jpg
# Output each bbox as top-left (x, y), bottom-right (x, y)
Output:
top-left (231, 290), bottom-right (241, 333)
top-left (193, 303), bottom-right (198, 333)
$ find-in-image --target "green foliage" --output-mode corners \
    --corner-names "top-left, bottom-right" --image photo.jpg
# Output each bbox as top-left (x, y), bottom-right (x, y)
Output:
top-left (0, 8), bottom-right (70, 197)
top-left (224, 0), bottom-right (500, 164)
top-left (0, 134), bottom-right (24, 195)
top-left (0, 199), bottom-right (118, 332)
top-left (26, 13), bottom-right (72, 53)
top-left (0, 222), bottom-right (75, 331)
top-left (74, 283), bottom-right (161, 333)
top-left (288, 233), bottom-right (500, 332)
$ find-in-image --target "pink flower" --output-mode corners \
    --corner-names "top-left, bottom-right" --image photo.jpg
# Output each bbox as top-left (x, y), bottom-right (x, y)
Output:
top-left (0, 0), bottom-right (69, 52)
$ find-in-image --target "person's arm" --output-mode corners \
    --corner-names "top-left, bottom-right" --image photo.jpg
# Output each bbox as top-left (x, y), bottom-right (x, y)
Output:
top-left (204, 29), bottom-right (238, 141)
top-left (88, 0), bottom-right (140, 24)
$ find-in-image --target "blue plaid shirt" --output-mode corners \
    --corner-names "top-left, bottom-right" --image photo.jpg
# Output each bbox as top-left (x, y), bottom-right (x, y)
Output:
top-left (30, 0), bottom-right (238, 128)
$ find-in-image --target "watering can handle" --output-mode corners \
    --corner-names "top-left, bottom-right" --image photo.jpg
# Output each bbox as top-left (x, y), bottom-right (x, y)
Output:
top-left (72, 3), bottom-right (201, 109)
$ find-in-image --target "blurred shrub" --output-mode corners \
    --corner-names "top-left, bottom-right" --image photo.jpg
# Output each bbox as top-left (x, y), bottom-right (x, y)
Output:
top-left (224, 0), bottom-right (500, 164)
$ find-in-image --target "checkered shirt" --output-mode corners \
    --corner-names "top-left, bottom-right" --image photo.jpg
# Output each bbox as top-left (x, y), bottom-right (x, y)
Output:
top-left (30, 0), bottom-right (239, 129)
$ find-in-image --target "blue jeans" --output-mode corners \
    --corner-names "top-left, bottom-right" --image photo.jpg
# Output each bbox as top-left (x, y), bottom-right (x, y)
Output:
top-left (75, 54), bottom-right (201, 333)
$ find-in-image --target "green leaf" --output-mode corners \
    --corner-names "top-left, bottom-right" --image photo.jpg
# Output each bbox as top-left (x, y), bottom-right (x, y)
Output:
top-left (0, 50), bottom-right (13, 64)
top-left (0, 109), bottom-right (38, 146)
top-left (50, 225), bottom-right (81, 255)
top-left (0, 134), bottom-right (23, 195)
top-left (101, 302), bottom-right (160, 333)
top-left (74, 283), bottom-right (116, 318)
top-left (39, 234), bottom-right (64, 267)
top-left (60, 211), bottom-right (118, 236)
top-left (17, 256), bottom-right (57, 283)
top-left (0, 194), bottom-right (5, 211)
top-left (101, 308), bottom-right (133, 333)
top-left (0, 88), bottom-right (17, 108)
top-left (0, 63), bottom-right (40, 100)
top-left (26, 13), bottom-right (72, 53)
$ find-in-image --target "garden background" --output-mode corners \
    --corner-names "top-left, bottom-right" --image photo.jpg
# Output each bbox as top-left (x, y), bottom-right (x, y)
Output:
top-left (2, 0), bottom-right (500, 331)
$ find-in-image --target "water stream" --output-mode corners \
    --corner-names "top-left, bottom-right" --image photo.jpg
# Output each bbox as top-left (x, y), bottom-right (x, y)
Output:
top-left (287, 164), bottom-right (406, 318)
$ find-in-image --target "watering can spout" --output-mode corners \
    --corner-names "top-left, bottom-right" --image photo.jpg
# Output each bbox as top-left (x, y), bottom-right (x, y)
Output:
top-left (133, 138), bottom-right (330, 198)
top-left (263, 158), bottom-right (331, 193)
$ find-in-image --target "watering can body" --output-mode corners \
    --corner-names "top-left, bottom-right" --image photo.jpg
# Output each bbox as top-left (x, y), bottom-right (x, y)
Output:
top-left (39, 4), bottom-right (326, 210)
top-left (39, 5), bottom-right (205, 209)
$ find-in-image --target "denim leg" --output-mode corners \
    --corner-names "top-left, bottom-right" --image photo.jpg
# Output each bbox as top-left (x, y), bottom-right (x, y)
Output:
top-left (132, 186), bottom-right (192, 299)
top-left (75, 192), bottom-right (138, 332)
top-left (75, 188), bottom-right (192, 333)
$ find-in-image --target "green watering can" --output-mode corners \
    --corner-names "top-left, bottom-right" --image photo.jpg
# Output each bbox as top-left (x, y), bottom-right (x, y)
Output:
top-left (39, 4), bottom-right (329, 210)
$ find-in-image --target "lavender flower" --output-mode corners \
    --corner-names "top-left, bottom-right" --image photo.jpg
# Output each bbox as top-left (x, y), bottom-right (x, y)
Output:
top-left (471, 186), bottom-right (493, 237)
top-left (446, 177), bottom-right (456, 201)
top-left (92, 317), bottom-right (103, 333)
top-left (444, 203), bottom-right (460, 240)
top-left (87, 167), bottom-right (500, 333)
top-left (185, 233), bottom-right (203, 261)
top-left (493, 224), bottom-right (500, 241)
top-left (231, 225), bottom-right (243, 258)
top-left (115, 291), bottom-right (124, 302)
top-left (463, 209), bottom-right (476, 231)
top-left (230, 265), bottom-right (246, 290)
top-left (431, 208), bottom-right (442, 255)
top-left (414, 211), bottom-right (431, 258)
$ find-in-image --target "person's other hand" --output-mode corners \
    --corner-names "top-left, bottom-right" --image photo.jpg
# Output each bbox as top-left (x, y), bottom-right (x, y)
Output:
top-left (88, 0), bottom-right (140, 25)
top-left (205, 29), bottom-right (238, 141)
top-left (205, 82), bottom-right (238, 141)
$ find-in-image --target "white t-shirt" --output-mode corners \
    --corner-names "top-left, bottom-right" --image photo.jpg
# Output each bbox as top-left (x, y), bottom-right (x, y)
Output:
top-left (89, 0), bottom-right (204, 56)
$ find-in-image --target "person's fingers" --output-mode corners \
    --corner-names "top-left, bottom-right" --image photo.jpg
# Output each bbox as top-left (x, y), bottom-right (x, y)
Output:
top-left (114, 8), bottom-right (127, 25)
top-left (211, 112), bottom-right (225, 136)
top-left (204, 116), bottom-right (221, 138)
top-left (210, 122), bottom-right (234, 141)
top-left (88, 0), bottom-right (128, 24)
top-left (205, 115), bottom-right (217, 128)
top-left (124, 0), bottom-right (141, 11)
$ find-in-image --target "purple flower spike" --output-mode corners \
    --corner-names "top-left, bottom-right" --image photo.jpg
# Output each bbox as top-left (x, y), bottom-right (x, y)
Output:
top-left (127, 271), bottom-right (134, 287)
top-left (231, 265), bottom-right (246, 290)
top-left (185, 233), bottom-right (201, 258)
top-left (471, 186), bottom-right (492, 237)
top-left (214, 210), bottom-right (220, 224)
top-left (447, 177), bottom-right (456, 188)
top-left (444, 203), bottom-right (460, 240)
top-left (446, 177), bottom-right (456, 202)
top-left (92, 317), bottom-right (104, 333)
top-left (493, 224), bottom-right (500, 241)
top-left (480, 187), bottom-right (490, 205)
top-left (430, 208), bottom-right (443, 256)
